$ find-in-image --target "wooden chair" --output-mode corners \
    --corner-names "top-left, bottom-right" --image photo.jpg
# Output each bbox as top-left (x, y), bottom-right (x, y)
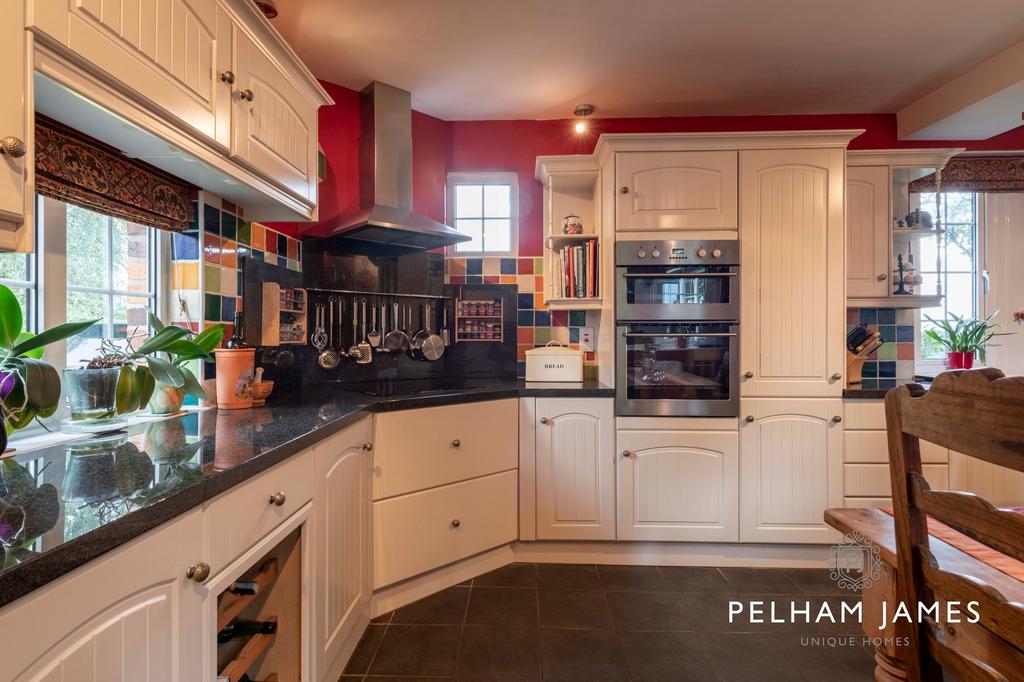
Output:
top-left (886, 368), bottom-right (1024, 681)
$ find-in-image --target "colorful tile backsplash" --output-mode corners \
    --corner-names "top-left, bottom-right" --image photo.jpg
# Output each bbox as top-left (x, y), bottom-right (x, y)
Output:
top-left (846, 307), bottom-right (919, 379)
top-left (445, 256), bottom-right (596, 379)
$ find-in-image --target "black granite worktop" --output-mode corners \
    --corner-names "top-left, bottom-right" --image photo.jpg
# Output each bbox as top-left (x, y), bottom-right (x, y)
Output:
top-left (0, 377), bottom-right (611, 608)
top-left (842, 377), bottom-right (933, 400)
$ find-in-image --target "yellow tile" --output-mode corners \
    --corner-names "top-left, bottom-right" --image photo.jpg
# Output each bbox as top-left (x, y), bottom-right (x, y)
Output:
top-left (172, 262), bottom-right (198, 290)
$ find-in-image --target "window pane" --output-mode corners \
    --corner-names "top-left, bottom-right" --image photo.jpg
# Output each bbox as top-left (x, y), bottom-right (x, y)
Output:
top-left (483, 218), bottom-right (511, 253)
top-left (112, 295), bottom-right (151, 345)
top-left (916, 235), bottom-right (939, 271)
top-left (455, 219), bottom-right (483, 252)
top-left (944, 192), bottom-right (974, 225)
top-left (945, 223), bottom-right (974, 271)
top-left (483, 185), bottom-right (510, 218)
top-left (455, 185), bottom-right (482, 218)
top-left (66, 205), bottom-right (109, 289)
top-left (112, 220), bottom-right (151, 293)
top-left (0, 252), bottom-right (29, 282)
top-left (945, 273), bottom-right (975, 319)
top-left (66, 291), bottom-right (106, 367)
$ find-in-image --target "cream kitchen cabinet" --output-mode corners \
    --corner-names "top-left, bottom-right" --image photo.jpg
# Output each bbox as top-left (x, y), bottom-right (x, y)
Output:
top-left (0, 0), bottom-right (32, 251)
top-left (617, 428), bottom-right (739, 542)
top-left (739, 398), bottom-right (844, 543)
top-left (533, 398), bottom-right (616, 540)
top-left (615, 150), bottom-right (737, 231)
top-left (313, 418), bottom-right (373, 681)
top-left (846, 165), bottom-right (891, 298)
top-left (0, 510), bottom-right (206, 681)
top-left (739, 148), bottom-right (846, 398)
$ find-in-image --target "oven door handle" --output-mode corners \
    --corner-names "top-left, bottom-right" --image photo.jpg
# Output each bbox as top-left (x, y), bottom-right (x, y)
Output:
top-left (621, 272), bottom-right (737, 278)
top-left (623, 332), bottom-right (737, 337)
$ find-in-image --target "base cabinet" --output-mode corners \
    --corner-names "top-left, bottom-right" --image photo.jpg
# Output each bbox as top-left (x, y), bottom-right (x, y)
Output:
top-left (617, 429), bottom-right (739, 542)
top-left (740, 398), bottom-right (843, 543)
top-left (0, 0), bottom-right (32, 251)
top-left (534, 398), bottom-right (615, 540)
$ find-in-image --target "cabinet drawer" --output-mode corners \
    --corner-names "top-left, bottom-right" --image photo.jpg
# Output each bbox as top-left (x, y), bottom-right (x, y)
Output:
top-left (373, 399), bottom-right (518, 499)
top-left (843, 497), bottom-right (892, 509)
top-left (844, 463), bottom-right (948, 497)
top-left (203, 453), bottom-right (313, 574)
top-left (844, 431), bottom-right (948, 463)
top-left (373, 470), bottom-right (518, 588)
top-left (843, 400), bottom-right (886, 430)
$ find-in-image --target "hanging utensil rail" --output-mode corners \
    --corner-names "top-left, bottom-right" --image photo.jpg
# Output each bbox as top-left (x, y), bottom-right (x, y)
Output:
top-left (305, 288), bottom-right (453, 301)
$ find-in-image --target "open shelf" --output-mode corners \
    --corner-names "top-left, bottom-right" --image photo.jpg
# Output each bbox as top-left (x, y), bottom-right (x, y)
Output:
top-left (892, 228), bottom-right (943, 240)
top-left (217, 558), bottom-right (279, 631)
top-left (545, 297), bottom-right (603, 311)
top-left (218, 617), bottom-right (277, 682)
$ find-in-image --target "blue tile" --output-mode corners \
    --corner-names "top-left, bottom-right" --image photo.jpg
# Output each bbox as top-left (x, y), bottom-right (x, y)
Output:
top-left (518, 293), bottom-right (534, 310)
top-left (203, 204), bottom-right (220, 235)
top-left (862, 362), bottom-right (878, 378)
top-left (221, 212), bottom-right (237, 241)
top-left (277, 233), bottom-right (287, 255)
top-left (251, 249), bottom-right (264, 262)
top-left (466, 259), bottom-right (483, 275)
top-left (879, 325), bottom-right (896, 342)
top-left (500, 258), bottom-right (517, 275)
top-left (220, 294), bottom-right (236, 322)
top-left (569, 327), bottom-right (580, 343)
top-left (896, 325), bottom-right (915, 343)
top-left (858, 308), bottom-right (877, 325)
top-left (534, 311), bottom-right (551, 326)
top-left (877, 308), bottom-right (896, 325)
top-left (878, 361), bottom-right (897, 378)
top-left (518, 310), bottom-right (534, 326)
top-left (466, 275), bottom-right (482, 284)
top-left (172, 232), bottom-right (199, 260)
top-left (203, 361), bottom-right (217, 380)
top-left (517, 361), bottom-right (526, 378)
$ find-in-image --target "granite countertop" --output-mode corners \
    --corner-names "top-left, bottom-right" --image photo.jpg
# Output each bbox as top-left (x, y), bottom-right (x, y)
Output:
top-left (842, 376), bottom-right (933, 400)
top-left (0, 377), bottom-right (611, 608)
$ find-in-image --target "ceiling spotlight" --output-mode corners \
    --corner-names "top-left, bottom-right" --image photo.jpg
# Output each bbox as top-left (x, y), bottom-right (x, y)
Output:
top-left (573, 104), bottom-right (594, 134)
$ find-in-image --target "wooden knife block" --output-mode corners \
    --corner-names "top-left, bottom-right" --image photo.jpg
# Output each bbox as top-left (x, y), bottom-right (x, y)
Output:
top-left (847, 350), bottom-right (867, 385)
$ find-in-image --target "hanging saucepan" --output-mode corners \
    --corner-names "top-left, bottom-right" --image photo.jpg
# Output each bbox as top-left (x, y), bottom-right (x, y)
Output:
top-left (420, 303), bottom-right (445, 362)
top-left (383, 300), bottom-right (409, 354)
top-left (409, 304), bottom-right (430, 360)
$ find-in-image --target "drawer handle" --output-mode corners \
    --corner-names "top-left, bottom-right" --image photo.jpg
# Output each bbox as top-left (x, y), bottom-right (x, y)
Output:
top-left (219, 70), bottom-right (235, 85)
top-left (451, 439), bottom-right (461, 448)
top-left (743, 371), bottom-right (754, 379)
top-left (450, 519), bottom-right (461, 529)
top-left (831, 415), bottom-right (843, 424)
top-left (622, 449), bottom-right (633, 459)
top-left (362, 442), bottom-right (373, 451)
top-left (831, 373), bottom-right (842, 382)
top-left (268, 491), bottom-right (287, 506)
top-left (238, 89), bottom-right (254, 102)
top-left (539, 417), bottom-right (549, 424)
top-left (185, 562), bottom-right (211, 583)
top-left (745, 415), bottom-right (755, 423)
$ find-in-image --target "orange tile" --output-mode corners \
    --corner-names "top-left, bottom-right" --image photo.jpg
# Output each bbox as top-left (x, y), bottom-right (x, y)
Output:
top-left (450, 258), bottom-right (467, 276)
top-left (517, 327), bottom-right (535, 343)
top-left (897, 343), bottom-right (915, 360)
top-left (287, 237), bottom-right (298, 260)
top-left (500, 275), bottom-right (517, 284)
top-left (535, 275), bottom-right (544, 291)
top-left (517, 344), bottom-right (531, 361)
top-left (220, 240), bottom-right (238, 269)
top-left (203, 234), bottom-right (221, 264)
top-left (251, 223), bottom-right (265, 251)
top-left (533, 293), bottom-right (548, 310)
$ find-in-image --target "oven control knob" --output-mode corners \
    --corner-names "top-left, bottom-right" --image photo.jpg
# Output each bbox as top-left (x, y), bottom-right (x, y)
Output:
top-left (637, 249), bottom-right (647, 258)
top-left (651, 249), bottom-right (661, 258)
top-left (696, 248), bottom-right (707, 257)
top-left (712, 248), bottom-right (722, 258)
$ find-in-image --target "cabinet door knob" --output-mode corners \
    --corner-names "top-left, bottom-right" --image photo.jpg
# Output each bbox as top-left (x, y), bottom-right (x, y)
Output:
top-left (831, 415), bottom-right (843, 424)
top-left (268, 491), bottom-right (286, 506)
top-left (450, 519), bottom-right (461, 528)
top-left (878, 274), bottom-right (888, 281)
top-left (745, 415), bottom-right (755, 423)
top-left (362, 442), bottom-right (373, 451)
top-left (622, 449), bottom-right (633, 458)
top-left (186, 562), bottom-right (211, 583)
top-left (238, 89), bottom-right (254, 102)
top-left (539, 417), bottom-right (549, 424)
top-left (831, 373), bottom-right (842, 381)
top-left (451, 439), bottom-right (461, 448)
top-left (743, 371), bottom-right (754, 379)
top-left (620, 186), bottom-right (630, 194)
top-left (219, 70), bottom-right (236, 84)
top-left (0, 136), bottom-right (26, 158)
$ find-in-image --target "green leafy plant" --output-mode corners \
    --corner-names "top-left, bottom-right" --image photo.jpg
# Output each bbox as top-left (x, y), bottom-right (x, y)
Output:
top-left (923, 312), bottom-right (1012, 362)
top-left (0, 284), bottom-right (98, 435)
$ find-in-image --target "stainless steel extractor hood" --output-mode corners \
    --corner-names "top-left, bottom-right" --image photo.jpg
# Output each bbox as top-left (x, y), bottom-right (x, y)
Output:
top-left (312, 82), bottom-right (469, 254)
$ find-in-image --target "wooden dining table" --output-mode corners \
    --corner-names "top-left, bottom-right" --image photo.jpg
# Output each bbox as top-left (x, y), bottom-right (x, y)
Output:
top-left (824, 507), bottom-right (1024, 682)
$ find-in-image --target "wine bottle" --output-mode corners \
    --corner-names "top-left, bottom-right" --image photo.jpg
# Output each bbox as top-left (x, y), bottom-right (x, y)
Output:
top-left (217, 619), bottom-right (277, 643)
top-left (226, 312), bottom-right (247, 349)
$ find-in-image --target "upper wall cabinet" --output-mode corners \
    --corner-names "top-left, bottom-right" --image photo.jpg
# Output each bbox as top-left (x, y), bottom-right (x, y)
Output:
top-left (0, 1), bottom-right (33, 251)
top-left (846, 165), bottom-right (891, 298)
top-left (615, 151), bottom-right (737, 231)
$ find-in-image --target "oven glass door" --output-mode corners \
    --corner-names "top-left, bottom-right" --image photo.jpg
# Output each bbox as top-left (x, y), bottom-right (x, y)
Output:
top-left (616, 323), bottom-right (738, 417)
top-left (616, 265), bottom-right (738, 321)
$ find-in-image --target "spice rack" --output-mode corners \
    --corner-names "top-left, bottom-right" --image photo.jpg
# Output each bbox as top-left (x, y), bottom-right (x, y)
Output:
top-left (455, 298), bottom-right (503, 342)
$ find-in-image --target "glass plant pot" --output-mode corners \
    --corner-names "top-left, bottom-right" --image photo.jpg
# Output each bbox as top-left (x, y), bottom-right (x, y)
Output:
top-left (61, 368), bottom-right (127, 433)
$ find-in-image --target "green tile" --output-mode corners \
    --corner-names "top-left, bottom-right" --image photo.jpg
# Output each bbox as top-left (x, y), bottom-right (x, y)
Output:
top-left (876, 343), bottom-right (897, 361)
top-left (534, 257), bottom-right (543, 274)
top-left (237, 219), bottom-right (251, 245)
top-left (203, 264), bottom-right (220, 293)
top-left (287, 258), bottom-right (300, 271)
top-left (534, 327), bottom-right (552, 345)
top-left (204, 294), bottom-right (221, 322)
top-left (569, 310), bottom-right (587, 327)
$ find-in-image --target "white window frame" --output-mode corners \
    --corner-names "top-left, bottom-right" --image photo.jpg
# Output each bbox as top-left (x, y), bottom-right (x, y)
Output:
top-left (0, 238), bottom-right (37, 334)
top-left (445, 171), bottom-right (518, 257)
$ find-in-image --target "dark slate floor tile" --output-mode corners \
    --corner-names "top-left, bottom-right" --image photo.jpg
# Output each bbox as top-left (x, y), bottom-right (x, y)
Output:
top-left (456, 625), bottom-right (541, 679)
top-left (784, 568), bottom-right (849, 596)
top-left (536, 563), bottom-right (602, 590)
top-left (618, 630), bottom-right (716, 681)
top-left (466, 587), bottom-right (538, 626)
top-left (538, 589), bottom-right (613, 629)
top-left (605, 591), bottom-right (690, 631)
top-left (698, 631), bottom-right (803, 681)
top-left (342, 623), bottom-right (385, 674)
top-left (539, 628), bottom-right (629, 682)
top-left (368, 624), bottom-right (460, 677)
top-left (677, 593), bottom-right (772, 633)
top-left (657, 566), bottom-right (734, 593)
top-left (718, 567), bottom-right (802, 594)
top-left (393, 586), bottom-right (470, 624)
top-left (777, 634), bottom-right (877, 681)
top-left (474, 563), bottom-right (538, 587)
top-left (597, 565), bottom-right (667, 592)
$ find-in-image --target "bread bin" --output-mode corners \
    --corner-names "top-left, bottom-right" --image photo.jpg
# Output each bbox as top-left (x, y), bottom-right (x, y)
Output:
top-left (525, 342), bottom-right (584, 382)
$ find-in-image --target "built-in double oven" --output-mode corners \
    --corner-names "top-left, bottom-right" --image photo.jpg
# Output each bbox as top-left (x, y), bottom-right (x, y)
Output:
top-left (615, 240), bottom-right (740, 417)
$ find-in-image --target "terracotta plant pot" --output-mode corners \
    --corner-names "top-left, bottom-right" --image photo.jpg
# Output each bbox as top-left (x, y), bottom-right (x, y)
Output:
top-left (946, 351), bottom-right (975, 369)
top-left (149, 382), bottom-right (187, 415)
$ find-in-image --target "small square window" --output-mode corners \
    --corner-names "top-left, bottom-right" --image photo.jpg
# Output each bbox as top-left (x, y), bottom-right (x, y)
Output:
top-left (447, 172), bottom-right (517, 256)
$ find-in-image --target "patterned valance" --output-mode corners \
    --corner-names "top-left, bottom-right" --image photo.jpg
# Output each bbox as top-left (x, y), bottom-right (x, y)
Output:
top-left (34, 115), bottom-right (195, 231)
top-left (909, 156), bottom-right (1024, 194)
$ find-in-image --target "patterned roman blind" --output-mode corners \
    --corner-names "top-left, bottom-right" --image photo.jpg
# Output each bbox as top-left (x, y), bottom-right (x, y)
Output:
top-left (910, 156), bottom-right (1024, 193)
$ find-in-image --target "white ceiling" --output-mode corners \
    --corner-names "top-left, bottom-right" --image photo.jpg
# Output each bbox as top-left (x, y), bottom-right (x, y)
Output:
top-left (272, 0), bottom-right (1024, 121)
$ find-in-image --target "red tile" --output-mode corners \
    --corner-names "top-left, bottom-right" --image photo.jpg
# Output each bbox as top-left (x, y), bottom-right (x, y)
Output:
top-left (287, 238), bottom-right (298, 260)
top-left (264, 232), bottom-right (277, 254)
top-left (484, 275), bottom-right (500, 284)
top-left (449, 275), bottom-right (466, 284)
top-left (518, 258), bottom-right (534, 275)
top-left (517, 327), bottom-right (535, 343)
top-left (846, 309), bottom-right (859, 325)
top-left (551, 310), bottom-right (569, 327)
top-left (585, 351), bottom-right (596, 362)
top-left (222, 199), bottom-right (238, 215)
top-left (897, 342), bottom-right (915, 360)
